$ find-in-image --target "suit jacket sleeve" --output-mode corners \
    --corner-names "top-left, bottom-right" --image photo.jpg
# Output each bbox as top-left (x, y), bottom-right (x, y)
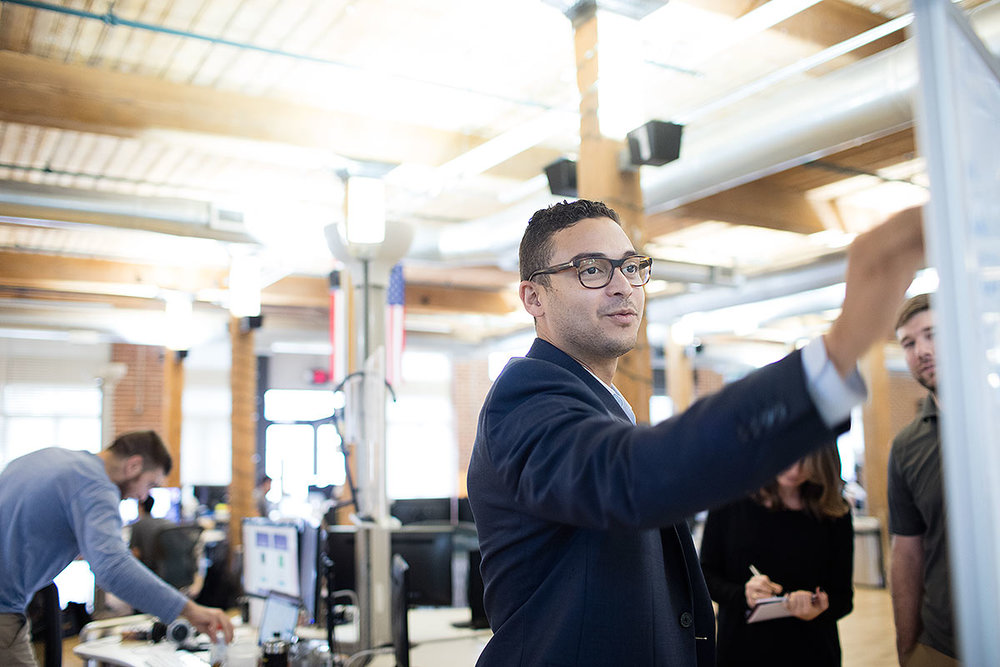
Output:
top-left (478, 348), bottom-right (842, 530)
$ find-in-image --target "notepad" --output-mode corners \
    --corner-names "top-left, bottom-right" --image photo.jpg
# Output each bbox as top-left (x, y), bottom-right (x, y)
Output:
top-left (745, 596), bottom-right (794, 623)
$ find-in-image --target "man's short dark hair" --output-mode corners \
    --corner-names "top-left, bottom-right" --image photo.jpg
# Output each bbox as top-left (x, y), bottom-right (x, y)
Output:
top-left (519, 199), bottom-right (621, 283)
top-left (895, 293), bottom-right (932, 332)
top-left (107, 430), bottom-right (172, 475)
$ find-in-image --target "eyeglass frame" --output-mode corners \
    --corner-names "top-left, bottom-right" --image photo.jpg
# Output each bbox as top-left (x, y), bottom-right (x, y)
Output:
top-left (527, 254), bottom-right (653, 289)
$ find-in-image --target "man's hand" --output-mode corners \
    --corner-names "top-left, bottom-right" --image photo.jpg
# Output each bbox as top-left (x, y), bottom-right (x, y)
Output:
top-left (180, 600), bottom-right (234, 644)
top-left (826, 206), bottom-right (926, 377)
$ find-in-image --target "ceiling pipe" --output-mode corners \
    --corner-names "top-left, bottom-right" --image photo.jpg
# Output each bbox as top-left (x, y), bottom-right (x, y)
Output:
top-left (0, 181), bottom-right (257, 244)
top-left (411, 3), bottom-right (1000, 270)
top-left (641, 1), bottom-right (1000, 214)
top-left (645, 252), bottom-right (847, 324)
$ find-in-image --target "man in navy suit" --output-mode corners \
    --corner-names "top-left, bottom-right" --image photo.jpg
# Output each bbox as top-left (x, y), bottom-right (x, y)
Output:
top-left (467, 199), bottom-right (924, 666)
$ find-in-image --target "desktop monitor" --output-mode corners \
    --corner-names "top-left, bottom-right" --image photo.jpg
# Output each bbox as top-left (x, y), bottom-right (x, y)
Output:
top-left (299, 524), bottom-right (323, 624)
top-left (391, 527), bottom-right (453, 607)
top-left (325, 526), bottom-right (358, 594)
top-left (391, 498), bottom-right (451, 525)
top-left (242, 518), bottom-right (323, 623)
top-left (242, 519), bottom-right (301, 599)
top-left (324, 526), bottom-right (453, 607)
top-left (192, 485), bottom-right (229, 511)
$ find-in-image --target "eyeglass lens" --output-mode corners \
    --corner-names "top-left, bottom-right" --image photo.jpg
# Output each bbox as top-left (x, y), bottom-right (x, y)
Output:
top-left (577, 257), bottom-right (650, 288)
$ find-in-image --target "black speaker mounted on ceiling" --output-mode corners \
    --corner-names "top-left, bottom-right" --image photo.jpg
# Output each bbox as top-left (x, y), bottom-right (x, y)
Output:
top-left (627, 120), bottom-right (683, 166)
top-left (544, 158), bottom-right (578, 197)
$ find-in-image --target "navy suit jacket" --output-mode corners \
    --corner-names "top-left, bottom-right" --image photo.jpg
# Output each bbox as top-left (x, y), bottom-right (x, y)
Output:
top-left (467, 338), bottom-right (843, 666)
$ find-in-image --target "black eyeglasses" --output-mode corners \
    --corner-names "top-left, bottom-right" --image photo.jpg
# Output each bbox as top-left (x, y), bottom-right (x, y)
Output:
top-left (528, 255), bottom-right (653, 289)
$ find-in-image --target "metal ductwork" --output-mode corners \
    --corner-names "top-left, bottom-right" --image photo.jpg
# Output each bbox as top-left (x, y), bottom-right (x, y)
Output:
top-left (645, 252), bottom-right (848, 324)
top-left (413, 3), bottom-right (1000, 273)
top-left (641, 1), bottom-right (1000, 214)
top-left (0, 181), bottom-right (256, 244)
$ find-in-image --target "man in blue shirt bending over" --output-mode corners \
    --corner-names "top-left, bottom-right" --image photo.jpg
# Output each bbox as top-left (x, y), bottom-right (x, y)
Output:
top-left (0, 430), bottom-right (234, 666)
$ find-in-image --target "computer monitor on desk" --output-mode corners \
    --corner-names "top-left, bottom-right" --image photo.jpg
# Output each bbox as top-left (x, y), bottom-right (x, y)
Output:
top-left (392, 527), bottom-right (453, 607)
top-left (324, 526), bottom-right (453, 607)
top-left (242, 518), bottom-right (323, 624)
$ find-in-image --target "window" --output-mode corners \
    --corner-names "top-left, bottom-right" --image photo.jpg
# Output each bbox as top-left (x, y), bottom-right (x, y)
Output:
top-left (1, 384), bottom-right (102, 468)
top-left (181, 387), bottom-right (231, 486)
top-left (262, 390), bottom-right (347, 511)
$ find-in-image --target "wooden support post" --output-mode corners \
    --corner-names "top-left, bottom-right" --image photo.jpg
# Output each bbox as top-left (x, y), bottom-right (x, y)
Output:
top-left (572, 7), bottom-right (652, 423)
top-left (666, 334), bottom-right (695, 415)
top-left (162, 350), bottom-right (184, 488)
top-left (861, 342), bottom-right (893, 575)
top-left (229, 316), bottom-right (257, 554)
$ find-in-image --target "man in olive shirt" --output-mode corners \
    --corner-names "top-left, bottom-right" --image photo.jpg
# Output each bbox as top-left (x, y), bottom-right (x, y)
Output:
top-left (888, 293), bottom-right (957, 666)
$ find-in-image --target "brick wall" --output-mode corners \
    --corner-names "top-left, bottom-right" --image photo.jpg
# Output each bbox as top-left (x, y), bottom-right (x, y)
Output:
top-left (693, 367), bottom-right (725, 400)
top-left (110, 343), bottom-right (164, 439)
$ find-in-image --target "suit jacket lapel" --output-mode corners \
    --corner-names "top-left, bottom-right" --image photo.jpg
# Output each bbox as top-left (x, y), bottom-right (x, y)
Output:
top-left (526, 338), bottom-right (632, 424)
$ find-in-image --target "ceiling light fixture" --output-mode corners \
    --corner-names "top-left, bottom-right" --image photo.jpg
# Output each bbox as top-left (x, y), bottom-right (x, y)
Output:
top-left (344, 176), bottom-right (387, 246)
top-left (228, 252), bottom-right (262, 318)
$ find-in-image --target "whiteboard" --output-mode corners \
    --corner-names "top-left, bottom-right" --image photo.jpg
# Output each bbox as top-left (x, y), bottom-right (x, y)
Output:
top-left (913, 1), bottom-right (1000, 663)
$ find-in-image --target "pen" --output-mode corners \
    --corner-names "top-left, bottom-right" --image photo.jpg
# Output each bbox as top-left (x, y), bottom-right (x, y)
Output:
top-left (749, 564), bottom-right (762, 578)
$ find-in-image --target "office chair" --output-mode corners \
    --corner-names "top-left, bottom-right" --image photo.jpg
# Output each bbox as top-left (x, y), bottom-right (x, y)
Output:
top-left (154, 524), bottom-right (204, 590)
top-left (39, 582), bottom-right (62, 667)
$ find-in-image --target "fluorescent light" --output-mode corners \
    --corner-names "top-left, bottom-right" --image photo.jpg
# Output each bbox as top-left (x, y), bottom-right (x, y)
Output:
top-left (344, 176), bottom-right (386, 245)
top-left (228, 253), bottom-right (262, 318)
top-left (164, 291), bottom-right (194, 351)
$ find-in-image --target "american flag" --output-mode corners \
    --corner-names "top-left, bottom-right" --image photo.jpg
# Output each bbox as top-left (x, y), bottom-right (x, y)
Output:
top-left (385, 262), bottom-right (406, 388)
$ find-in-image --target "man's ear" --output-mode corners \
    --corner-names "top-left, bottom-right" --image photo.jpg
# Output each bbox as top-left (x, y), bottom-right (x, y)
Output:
top-left (123, 454), bottom-right (144, 478)
top-left (519, 281), bottom-right (545, 318)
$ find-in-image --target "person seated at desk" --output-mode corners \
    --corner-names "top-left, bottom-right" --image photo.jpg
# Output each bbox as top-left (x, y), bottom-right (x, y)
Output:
top-left (129, 496), bottom-right (174, 570)
top-left (130, 495), bottom-right (205, 599)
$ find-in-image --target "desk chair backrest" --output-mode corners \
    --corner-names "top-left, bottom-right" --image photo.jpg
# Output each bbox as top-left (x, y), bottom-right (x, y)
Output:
top-left (155, 524), bottom-right (203, 589)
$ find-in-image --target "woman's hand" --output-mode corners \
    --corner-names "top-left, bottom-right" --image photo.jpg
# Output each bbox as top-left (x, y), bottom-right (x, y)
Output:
top-left (745, 574), bottom-right (783, 608)
top-left (785, 588), bottom-right (829, 621)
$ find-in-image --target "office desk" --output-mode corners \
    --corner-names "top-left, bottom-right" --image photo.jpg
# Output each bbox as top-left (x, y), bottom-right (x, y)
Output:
top-left (366, 607), bottom-right (490, 666)
top-left (74, 622), bottom-right (256, 667)
top-left (73, 636), bottom-right (213, 666)
top-left (74, 608), bottom-right (490, 667)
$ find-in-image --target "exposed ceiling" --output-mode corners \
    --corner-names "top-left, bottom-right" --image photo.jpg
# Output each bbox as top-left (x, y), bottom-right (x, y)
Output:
top-left (0, 0), bottom-right (994, 357)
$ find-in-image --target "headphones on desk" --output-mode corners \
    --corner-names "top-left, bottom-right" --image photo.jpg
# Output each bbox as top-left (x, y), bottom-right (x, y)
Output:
top-left (150, 619), bottom-right (196, 647)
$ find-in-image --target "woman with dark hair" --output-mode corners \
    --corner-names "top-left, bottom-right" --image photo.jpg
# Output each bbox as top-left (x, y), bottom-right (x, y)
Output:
top-left (700, 443), bottom-right (854, 666)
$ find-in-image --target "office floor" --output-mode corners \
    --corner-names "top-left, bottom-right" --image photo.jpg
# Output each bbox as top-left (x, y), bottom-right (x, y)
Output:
top-left (52, 587), bottom-right (897, 666)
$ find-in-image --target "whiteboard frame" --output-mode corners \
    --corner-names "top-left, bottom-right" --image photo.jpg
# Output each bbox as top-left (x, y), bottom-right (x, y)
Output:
top-left (913, 0), bottom-right (1000, 663)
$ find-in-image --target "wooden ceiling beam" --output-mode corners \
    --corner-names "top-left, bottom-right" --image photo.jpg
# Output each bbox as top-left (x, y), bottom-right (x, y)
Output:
top-left (263, 274), bottom-right (518, 314)
top-left (0, 4), bottom-right (35, 52)
top-left (688, 0), bottom-right (905, 63)
top-left (0, 250), bottom-right (229, 297)
top-left (0, 51), bottom-right (490, 170)
top-left (665, 181), bottom-right (829, 235)
top-left (406, 283), bottom-right (519, 316)
top-left (0, 251), bottom-right (518, 315)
